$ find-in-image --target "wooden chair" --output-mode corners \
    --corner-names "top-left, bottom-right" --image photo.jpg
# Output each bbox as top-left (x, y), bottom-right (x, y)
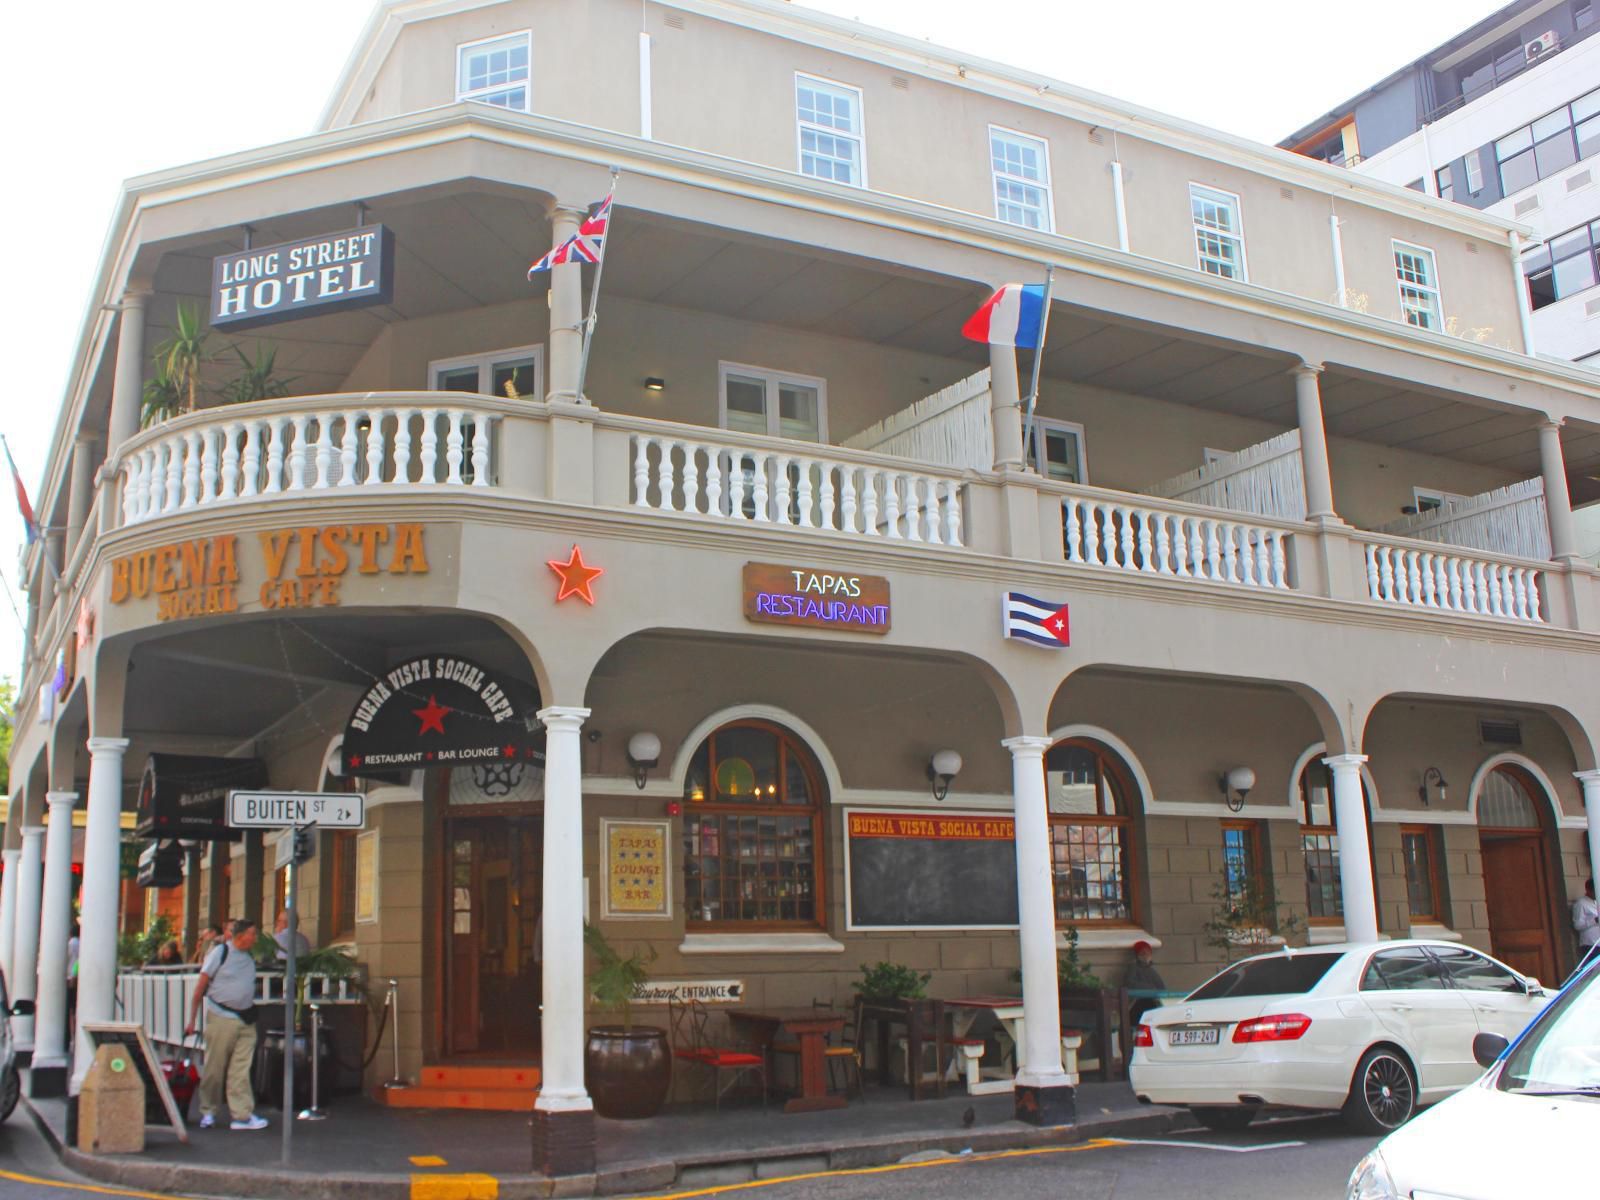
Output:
top-left (669, 999), bottom-right (767, 1110)
top-left (822, 995), bottom-right (866, 1098)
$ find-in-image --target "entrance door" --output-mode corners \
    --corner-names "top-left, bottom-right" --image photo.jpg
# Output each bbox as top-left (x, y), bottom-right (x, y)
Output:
top-left (1479, 834), bottom-right (1558, 984)
top-left (444, 815), bottom-right (544, 1057)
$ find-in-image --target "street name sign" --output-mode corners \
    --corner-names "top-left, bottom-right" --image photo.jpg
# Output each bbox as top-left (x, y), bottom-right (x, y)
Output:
top-left (228, 790), bottom-right (365, 829)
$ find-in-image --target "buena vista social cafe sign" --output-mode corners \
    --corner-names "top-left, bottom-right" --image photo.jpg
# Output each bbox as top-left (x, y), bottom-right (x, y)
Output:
top-left (109, 523), bottom-right (428, 622)
top-left (742, 562), bottom-right (889, 635)
top-left (210, 224), bottom-right (395, 331)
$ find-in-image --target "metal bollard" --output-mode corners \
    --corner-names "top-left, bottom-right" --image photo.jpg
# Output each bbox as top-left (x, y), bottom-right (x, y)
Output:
top-left (382, 978), bottom-right (408, 1089)
top-left (297, 1003), bottom-right (328, 1121)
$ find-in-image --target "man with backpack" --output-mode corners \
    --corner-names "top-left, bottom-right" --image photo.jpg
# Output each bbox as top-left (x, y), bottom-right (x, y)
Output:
top-left (183, 919), bottom-right (268, 1131)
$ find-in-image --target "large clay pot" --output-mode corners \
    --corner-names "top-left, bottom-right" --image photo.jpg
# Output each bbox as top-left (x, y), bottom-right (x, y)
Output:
top-left (584, 1025), bottom-right (671, 1119)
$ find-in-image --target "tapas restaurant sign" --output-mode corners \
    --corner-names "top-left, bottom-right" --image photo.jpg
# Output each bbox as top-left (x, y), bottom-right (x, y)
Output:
top-left (340, 654), bottom-right (541, 779)
top-left (109, 523), bottom-right (429, 622)
top-left (742, 562), bottom-right (890, 635)
top-left (211, 224), bottom-right (395, 330)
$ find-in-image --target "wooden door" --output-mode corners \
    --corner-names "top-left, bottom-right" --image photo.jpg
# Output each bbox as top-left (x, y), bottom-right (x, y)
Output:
top-left (1479, 834), bottom-right (1559, 983)
top-left (446, 826), bottom-right (483, 1053)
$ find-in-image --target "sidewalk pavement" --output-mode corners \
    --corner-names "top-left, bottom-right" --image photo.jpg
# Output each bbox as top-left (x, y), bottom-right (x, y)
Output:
top-left (25, 1076), bottom-right (1192, 1199)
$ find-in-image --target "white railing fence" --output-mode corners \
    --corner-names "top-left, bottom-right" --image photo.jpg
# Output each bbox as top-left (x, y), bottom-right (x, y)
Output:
top-left (1062, 493), bottom-right (1296, 589)
top-left (841, 370), bottom-right (993, 471)
top-left (120, 405), bottom-right (498, 526)
top-left (1360, 540), bottom-right (1544, 623)
top-left (630, 434), bottom-right (965, 546)
top-left (116, 966), bottom-right (364, 1051)
top-left (1145, 430), bottom-right (1307, 521)
top-left (1377, 477), bottom-right (1551, 561)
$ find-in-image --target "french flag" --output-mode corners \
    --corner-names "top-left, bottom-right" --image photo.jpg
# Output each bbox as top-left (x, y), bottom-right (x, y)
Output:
top-left (962, 283), bottom-right (1047, 349)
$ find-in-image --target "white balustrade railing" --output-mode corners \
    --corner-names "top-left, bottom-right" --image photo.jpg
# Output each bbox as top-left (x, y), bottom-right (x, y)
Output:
top-left (1360, 540), bottom-right (1544, 623)
top-left (119, 402), bottom-right (497, 526)
top-left (629, 433), bottom-right (964, 546)
top-left (1061, 493), bottom-right (1295, 588)
top-left (115, 966), bottom-right (363, 1050)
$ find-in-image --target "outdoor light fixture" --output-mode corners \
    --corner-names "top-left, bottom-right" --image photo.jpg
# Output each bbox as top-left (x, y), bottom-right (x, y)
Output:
top-left (644, 376), bottom-right (666, 391)
top-left (627, 731), bottom-right (662, 789)
top-left (1419, 766), bottom-right (1448, 808)
top-left (1218, 766), bottom-right (1256, 813)
top-left (927, 749), bottom-right (963, 801)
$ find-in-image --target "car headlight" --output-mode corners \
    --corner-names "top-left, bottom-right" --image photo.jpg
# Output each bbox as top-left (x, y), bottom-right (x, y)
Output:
top-left (1347, 1150), bottom-right (1400, 1200)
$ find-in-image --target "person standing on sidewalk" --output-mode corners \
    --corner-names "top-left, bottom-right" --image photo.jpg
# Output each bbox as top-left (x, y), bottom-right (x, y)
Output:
top-left (184, 919), bottom-right (268, 1131)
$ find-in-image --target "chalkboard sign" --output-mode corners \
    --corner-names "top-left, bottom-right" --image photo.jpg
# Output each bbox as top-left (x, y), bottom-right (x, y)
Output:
top-left (81, 1022), bottom-right (189, 1142)
top-left (844, 809), bottom-right (1019, 929)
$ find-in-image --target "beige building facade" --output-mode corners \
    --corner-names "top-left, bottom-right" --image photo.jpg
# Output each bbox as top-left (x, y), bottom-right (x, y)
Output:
top-left (3, 0), bottom-right (1600, 1175)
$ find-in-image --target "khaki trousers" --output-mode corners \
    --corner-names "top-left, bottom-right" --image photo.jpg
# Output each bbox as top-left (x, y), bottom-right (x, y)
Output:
top-left (199, 1012), bottom-right (258, 1120)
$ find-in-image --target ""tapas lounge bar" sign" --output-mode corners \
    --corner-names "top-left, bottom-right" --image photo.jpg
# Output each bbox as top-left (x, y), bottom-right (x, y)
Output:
top-left (742, 562), bottom-right (890, 635)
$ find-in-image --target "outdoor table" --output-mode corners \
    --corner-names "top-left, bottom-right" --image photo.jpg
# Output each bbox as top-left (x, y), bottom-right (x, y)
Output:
top-left (725, 1009), bottom-right (848, 1112)
top-left (945, 996), bottom-right (1026, 1096)
top-left (857, 998), bottom-right (947, 1101)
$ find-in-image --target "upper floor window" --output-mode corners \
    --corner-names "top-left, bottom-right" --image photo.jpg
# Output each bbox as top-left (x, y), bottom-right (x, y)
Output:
top-left (990, 127), bottom-right (1052, 231)
top-left (430, 344), bottom-right (543, 399)
top-left (796, 75), bottom-right (864, 187)
top-left (1523, 218), bottom-right (1600, 309)
top-left (1393, 242), bottom-right (1442, 331)
top-left (1494, 86), bottom-right (1600, 196)
top-left (1412, 487), bottom-right (1467, 514)
top-left (1044, 739), bottom-right (1141, 925)
top-left (1189, 185), bottom-right (1247, 281)
top-left (457, 32), bottom-right (531, 110)
top-left (719, 363), bottom-right (825, 442)
top-left (1435, 164), bottom-right (1455, 202)
top-left (1024, 417), bottom-right (1087, 484)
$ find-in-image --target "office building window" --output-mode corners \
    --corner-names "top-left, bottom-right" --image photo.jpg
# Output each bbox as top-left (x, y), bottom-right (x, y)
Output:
top-left (1464, 148), bottom-right (1485, 192)
top-left (1400, 826), bottom-right (1443, 924)
top-left (1393, 242), bottom-right (1443, 331)
top-left (796, 75), bottom-right (864, 186)
top-left (1523, 219), bottom-right (1600, 308)
top-left (456, 32), bottom-right (531, 110)
top-left (1189, 185), bottom-right (1247, 281)
top-left (990, 127), bottom-right (1052, 230)
top-left (1435, 164), bottom-right (1455, 202)
top-left (1045, 740), bottom-right (1141, 925)
top-left (1494, 86), bottom-right (1600, 196)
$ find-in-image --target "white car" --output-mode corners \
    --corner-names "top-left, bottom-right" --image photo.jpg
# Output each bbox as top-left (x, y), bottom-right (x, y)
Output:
top-left (1129, 939), bottom-right (1549, 1133)
top-left (1347, 954), bottom-right (1599, 1199)
top-left (0, 969), bottom-right (32, 1124)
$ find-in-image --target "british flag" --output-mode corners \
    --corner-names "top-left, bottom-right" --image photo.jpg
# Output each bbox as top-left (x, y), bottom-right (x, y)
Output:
top-left (527, 194), bottom-right (612, 276)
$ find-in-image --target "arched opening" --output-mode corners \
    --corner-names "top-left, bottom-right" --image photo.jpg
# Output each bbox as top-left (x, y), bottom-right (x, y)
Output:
top-left (681, 720), bottom-right (827, 930)
top-left (1044, 737), bottom-right (1143, 927)
top-left (1476, 762), bottom-right (1562, 983)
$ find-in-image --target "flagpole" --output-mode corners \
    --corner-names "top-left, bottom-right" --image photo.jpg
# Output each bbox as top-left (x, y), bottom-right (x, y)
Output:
top-left (1020, 263), bottom-right (1054, 470)
top-left (573, 169), bottom-right (619, 405)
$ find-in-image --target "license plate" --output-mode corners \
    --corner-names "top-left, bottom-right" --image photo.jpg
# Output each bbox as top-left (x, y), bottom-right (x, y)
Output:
top-left (1167, 1027), bottom-right (1220, 1046)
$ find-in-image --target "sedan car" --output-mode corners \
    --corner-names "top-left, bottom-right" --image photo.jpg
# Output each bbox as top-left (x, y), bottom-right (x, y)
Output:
top-left (1129, 939), bottom-right (1549, 1133)
top-left (0, 969), bottom-right (32, 1124)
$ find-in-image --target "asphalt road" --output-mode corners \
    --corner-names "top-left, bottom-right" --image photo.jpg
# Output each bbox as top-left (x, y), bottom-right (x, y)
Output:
top-left (0, 1108), bottom-right (115, 1200)
top-left (627, 1115), bottom-right (1381, 1200)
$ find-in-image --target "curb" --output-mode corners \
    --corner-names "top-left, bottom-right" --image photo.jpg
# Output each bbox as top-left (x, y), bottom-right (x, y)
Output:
top-left (27, 1095), bottom-right (1192, 1199)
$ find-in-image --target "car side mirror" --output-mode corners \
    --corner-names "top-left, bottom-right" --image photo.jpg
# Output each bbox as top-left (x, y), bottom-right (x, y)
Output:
top-left (1523, 977), bottom-right (1545, 997)
top-left (1472, 1031), bottom-right (1508, 1069)
top-left (8, 999), bottom-right (34, 1017)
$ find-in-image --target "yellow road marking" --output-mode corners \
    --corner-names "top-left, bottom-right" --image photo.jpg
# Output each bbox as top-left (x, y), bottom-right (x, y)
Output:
top-left (625, 1138), bottom-right (1120, 1200)
top-left (410, 1156), bottom-right (449, 1167)
top-left (409, 1172), bottom-right (499, 1200)
top-left (0, 1166), bottom-right (185, 1200)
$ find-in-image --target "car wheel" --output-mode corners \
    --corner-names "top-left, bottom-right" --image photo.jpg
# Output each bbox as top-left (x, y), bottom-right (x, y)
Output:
top-left (1189, 1105), bottom-right (1258, 1132)
top-left (1342, 1047), bottom-right (1416, 1134)
top-left (0, 1063), bottom-right (18, 1124)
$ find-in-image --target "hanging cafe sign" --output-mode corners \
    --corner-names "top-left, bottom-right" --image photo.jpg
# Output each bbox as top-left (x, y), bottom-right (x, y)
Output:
top-left (109, 523), bottom-right (429, 623)
top-left (340, 655), bottom-right (543, 779)
top-left (742, 562), bottom-right (890, 635)
top-left (210, 223), bottom-right (395, 331)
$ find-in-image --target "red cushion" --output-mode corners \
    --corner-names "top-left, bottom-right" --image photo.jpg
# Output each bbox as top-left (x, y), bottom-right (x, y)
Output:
top-left (674, 1049), bottom-right (707, 1063)
top-left (704, 1050), bottom-right (763, 1067)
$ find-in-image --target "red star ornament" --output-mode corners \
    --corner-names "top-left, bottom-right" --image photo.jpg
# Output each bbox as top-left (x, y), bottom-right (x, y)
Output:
top-left (548, 544), bottom-right (604, 605)
top-left (413, 695), bottom-right (451, 735)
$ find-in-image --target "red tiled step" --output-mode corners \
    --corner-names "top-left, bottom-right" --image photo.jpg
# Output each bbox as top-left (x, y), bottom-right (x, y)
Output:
top-left (374, 1063), bottom-right (542, 1111)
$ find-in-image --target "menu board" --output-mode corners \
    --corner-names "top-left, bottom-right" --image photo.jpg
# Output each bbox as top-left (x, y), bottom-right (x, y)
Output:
top-left (844, 809), bottom-right (1020, 930)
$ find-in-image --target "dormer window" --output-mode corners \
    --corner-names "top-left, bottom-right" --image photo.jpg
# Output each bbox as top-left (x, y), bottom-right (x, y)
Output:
top-left (457, 32), bottom-right (531, 111)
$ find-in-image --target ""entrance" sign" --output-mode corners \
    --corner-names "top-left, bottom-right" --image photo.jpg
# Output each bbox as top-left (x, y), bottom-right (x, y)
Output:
top-left (210, 224), bottom-right (395, 330)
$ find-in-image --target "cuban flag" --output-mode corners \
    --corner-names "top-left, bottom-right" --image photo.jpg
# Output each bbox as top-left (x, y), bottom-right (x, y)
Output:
top-left (527, 194), bottom-right (612, 276)
top-left (962, 283), bottom-right (1048, 349)
top-left (1002, 591), bottom-right (1070, 648)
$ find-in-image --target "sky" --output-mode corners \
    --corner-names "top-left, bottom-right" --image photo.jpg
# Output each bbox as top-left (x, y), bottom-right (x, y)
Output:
top-left (0, 0), bottom-right (1512, 681)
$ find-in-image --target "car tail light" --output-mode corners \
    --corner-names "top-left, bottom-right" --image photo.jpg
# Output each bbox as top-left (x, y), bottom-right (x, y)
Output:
top-left (1134, 1024), bottom-right (1153, 1048)
top-left (1232, 1013), bottom-right (1312, 1043)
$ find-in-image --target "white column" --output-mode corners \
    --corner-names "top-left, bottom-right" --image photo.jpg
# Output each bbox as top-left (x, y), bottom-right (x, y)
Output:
top-left (0, 847), bottom-right (20, 986)
top-left (11, 825), bottom-right (45, 1049)
top-left (989, 344), bottom-right (1026, 472)
top-left (72, 737), bottom-right (129, 1091)
top-left (1003, 735), bottom-right (1070, 1088)
top-left (1325, 753), bottom-right (1379, 945)
top-left (32, 792), bottom-right (79, 1068)
top-left (534, 705), bottom-right (592, 1113)
top-left (1293, 363), bottom-right (1337, 521)
top-left (1577, 771), bottom-right (1600, 893)
top-left (1538, 419), bottom-right (1578, 562)
top-left (545, 208), bottom-right (584, 405)
top-left (66, 438), bottom-right (95, 565)
top-left (107, 291), bottom-right (149, 453)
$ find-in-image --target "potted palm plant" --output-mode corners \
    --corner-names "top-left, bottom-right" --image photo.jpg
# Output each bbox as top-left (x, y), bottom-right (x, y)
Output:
top-left (583, 924), bottom-right (670, 1119)
top-left (149, 301), bottom-right (214, 416)
top-left (219, 342), bottom-right (296, 404)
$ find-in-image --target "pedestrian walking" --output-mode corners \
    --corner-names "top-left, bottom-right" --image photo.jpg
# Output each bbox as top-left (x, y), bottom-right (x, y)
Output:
top-left (184, 919), bottom-right (267, 1131)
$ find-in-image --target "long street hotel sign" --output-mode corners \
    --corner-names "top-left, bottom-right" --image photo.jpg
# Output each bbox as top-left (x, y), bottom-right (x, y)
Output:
top-left (210, 224), bottom-right (395, 330)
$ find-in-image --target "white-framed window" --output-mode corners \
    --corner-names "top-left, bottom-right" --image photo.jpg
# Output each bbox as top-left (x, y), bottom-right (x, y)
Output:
top-left (718, 362), bottom-right (827, 442)
top-left (456, 31), bottom-right (531, 110)
top-left (429, 344), bottom-right (544, 400)
top-left (1412, 487), bottom-right (1468, 514)
top-left (1189, 184), bottom-right (1247, 281)
top-left (1393, 241), bottom-right (1443, 331)
top-left (990, 126), bottom-right (1053, 231)
top-left (1025, 417), bottom-right (1087, 484)
top-left (795, 74), bottom-right (865, 187)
